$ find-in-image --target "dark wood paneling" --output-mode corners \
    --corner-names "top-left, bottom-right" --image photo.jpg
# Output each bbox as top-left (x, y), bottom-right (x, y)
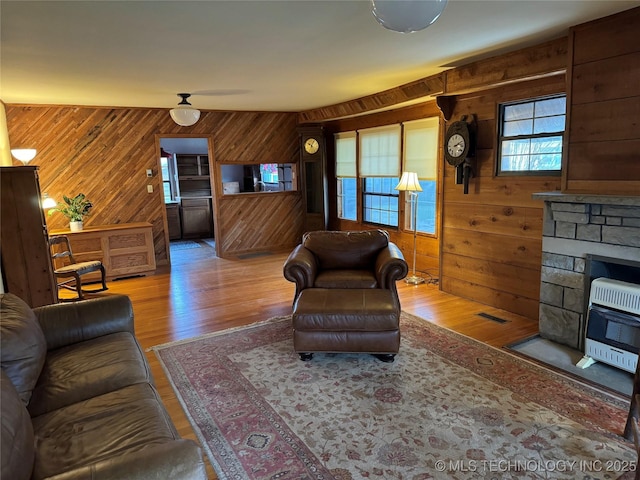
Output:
top-left (441, 253), bottom-right (541, 300)
top-left (567, 141), bottom-right (640, 180)
top-left (441, 276), bottom-right (540, 320)
top-left (443, 203), bottom-right (542, 239)
top-left (572, 6), bottom-right (640, 64)
top-left (563, 6), bottom-right (640, 195)
top-left (213, 112), bottom-right (299, 164)
top-left (5, 106), bottom-right (302, 263)
top-left (440, 76), bottom-right (563, 320)
top-left (442, 228), bottom-right (542, 270)
top-left (217, 192), bottom-right (303, 255)
top-left (571, 51), bottom-right (640, 105)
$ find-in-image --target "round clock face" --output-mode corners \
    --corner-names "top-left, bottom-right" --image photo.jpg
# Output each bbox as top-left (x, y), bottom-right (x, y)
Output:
top-left (304, 138), bottom-right (319, 155)
top-left (447, 133), bottom-right (466, 158)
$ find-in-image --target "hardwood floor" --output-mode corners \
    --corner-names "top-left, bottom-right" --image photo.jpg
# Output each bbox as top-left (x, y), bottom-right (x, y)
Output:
top-left (78, 242), bottom-right (539, 479)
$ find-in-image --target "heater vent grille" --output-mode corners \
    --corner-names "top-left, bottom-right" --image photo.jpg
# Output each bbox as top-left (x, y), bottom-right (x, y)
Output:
top-left (590, 278), bottom-right (640, 316)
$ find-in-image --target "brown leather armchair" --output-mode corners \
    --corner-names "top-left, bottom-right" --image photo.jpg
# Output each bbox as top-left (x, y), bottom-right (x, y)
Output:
top-left (283, 230), bottom-right (408, 361)
top-left (283, 229), bottom-right (408, 304)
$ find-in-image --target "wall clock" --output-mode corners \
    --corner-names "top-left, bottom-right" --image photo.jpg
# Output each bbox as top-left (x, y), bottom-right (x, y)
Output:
top-left (304, 138), bottom-right (319, 155)
top-left (444, 120), bottom-right (471, 167)
top-left (444, 116), bottom-right (476, 194)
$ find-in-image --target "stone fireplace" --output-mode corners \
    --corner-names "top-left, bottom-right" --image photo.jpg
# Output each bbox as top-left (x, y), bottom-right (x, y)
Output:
top-left (532, 193), bottom-right (640, 350)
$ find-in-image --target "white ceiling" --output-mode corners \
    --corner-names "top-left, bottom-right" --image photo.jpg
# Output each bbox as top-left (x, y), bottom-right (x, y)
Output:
top-left (1, 1), bottom-right (637, 113)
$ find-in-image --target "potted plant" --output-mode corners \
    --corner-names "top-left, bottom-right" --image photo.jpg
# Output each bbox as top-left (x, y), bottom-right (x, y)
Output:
top-left (48, 193), bottom-right (93, 232)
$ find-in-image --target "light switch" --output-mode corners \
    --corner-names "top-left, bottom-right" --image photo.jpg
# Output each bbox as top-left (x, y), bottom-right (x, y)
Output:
top-left (146, 169), bottom-right (153, 177)
top-left (147, 185), bottom-right (153, 193)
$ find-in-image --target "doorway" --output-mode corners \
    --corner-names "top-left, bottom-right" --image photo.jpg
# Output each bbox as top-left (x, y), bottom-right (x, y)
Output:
top-left (157, 135), bottom-right (218, 262)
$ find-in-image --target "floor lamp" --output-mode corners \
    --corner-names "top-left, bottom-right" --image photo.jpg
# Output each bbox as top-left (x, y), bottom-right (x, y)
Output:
top-left (395, 172), bottom-right (424, 284)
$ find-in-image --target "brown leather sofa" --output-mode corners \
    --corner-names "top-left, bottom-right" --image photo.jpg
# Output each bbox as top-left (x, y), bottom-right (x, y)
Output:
top-left (0, 293), bottom-right (207, 480)
top-left (283, 230), bottom-right (408, 361)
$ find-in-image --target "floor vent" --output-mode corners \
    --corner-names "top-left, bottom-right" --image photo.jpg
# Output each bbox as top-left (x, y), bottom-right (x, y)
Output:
top-left (477, 312), bottom-right (509, 324)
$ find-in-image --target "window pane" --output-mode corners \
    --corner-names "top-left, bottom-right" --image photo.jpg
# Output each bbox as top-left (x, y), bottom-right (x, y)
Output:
top-left (530, 153), bottom-right (562, 171)
top-left (533, 116), bottom-right (565, 134)
top-left (337, 178), bottom-right (357, 221)
top-left (501, 154), bottom-right (531, 172)
top-left (503, 119), bottom-right (533, 136)
top-left (531, 136), bottom-right (562, 154)
top-left (502, 138), bottom-right (531, 155)
top-left (163, 182), bottom-right (171, 200)
top-left (504, 103), bottom-right (533, 121)
top-left (417, 180), bottom-right (436, 234)
top-left (534, 97), bottom-right (566, 117)
top-left (160, 157), bottom-right (170, 179)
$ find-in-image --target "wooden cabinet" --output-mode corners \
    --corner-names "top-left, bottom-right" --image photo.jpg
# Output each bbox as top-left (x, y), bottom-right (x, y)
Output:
top-left (176, 154), bottom-right (211, 198)
top-left (175, 154), bottom-right (214, 239)
top-left (181, 198), bottom-right (213, 238)
top-left (49, 223), bottom-right (156, 281)
top-left (166, 203), bottom-right (182, 240)
top-left (0, 167), bottom-right (57, 307)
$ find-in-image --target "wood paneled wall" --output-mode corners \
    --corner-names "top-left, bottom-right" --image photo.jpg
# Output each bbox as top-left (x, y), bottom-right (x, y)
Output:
top-left (5, 106), bottom-right (301, 264)
top-left (440, 76), bottom-right (564, 320)
top-left (563, 6), bottom-right (640, 194)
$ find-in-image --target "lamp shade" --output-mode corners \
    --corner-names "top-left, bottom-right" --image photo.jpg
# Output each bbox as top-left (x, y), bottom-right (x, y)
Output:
top-left (169, 93), bottom-right (201, 127)
top-left (371, 0), bottom-right (448, 33)
top-left (11, 148), bottom-right (37, 164)
top-left (395, 171), bottom-right (422, 192)
top-left (41, 193), bottom-right (57, 209)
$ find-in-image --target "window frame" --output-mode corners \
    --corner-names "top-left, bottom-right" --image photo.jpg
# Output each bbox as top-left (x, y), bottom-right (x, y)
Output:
top-left (496, 94), bottom-right (566, 177)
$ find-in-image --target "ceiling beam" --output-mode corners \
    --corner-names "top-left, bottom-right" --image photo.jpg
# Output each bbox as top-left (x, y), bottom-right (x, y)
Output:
top-left (298, 36), bottom-right (568, 124)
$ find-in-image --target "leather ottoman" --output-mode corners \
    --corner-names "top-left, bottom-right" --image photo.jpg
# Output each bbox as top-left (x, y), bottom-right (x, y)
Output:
top-left (292, 288), bottom-right (400, 362)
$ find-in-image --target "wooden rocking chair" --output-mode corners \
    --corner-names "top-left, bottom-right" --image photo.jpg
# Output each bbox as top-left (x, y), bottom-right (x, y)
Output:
top-left (49, 235), bottom-right (108, 301)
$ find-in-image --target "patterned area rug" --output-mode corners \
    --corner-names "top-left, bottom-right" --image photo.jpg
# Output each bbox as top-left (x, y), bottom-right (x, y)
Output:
top-left (152, 313), bottom-right (635, 480)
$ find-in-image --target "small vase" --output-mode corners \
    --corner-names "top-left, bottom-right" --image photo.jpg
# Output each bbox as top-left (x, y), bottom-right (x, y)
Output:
top-left (69, 221), bottom-right (83, 232)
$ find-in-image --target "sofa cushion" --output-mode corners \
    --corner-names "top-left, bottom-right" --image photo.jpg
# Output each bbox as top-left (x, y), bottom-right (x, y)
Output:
top-left (1, 369), bottom-right (34, 480)
top-left (0, 293), bottom-right (47, 405)
top-left (302, 230), bottom-right (389, 270)
top-left (28, 331), bottom-right (152, 417)
top-left (31, 382), bottom-right (180, 480)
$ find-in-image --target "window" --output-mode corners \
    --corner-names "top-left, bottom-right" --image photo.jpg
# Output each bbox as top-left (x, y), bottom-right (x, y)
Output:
top-left (359, 125), bottom-right (401, 227)
top-left (403, 118), bottom-right (439, 234)
top-left (260, 164), bottom-right (278, 184)
top-left (160, 155), bottom-right (178, 202)
top-left (335, 132), bottom-right (357, 221)
top-left (498, 95), bottom-right (566, 174)
top-left (220, 163), bottom-right (296, 193)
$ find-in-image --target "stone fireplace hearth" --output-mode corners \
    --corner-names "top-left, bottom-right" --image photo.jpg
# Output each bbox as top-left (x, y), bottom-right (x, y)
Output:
top-left (532, 193), bottom-right (640, 350)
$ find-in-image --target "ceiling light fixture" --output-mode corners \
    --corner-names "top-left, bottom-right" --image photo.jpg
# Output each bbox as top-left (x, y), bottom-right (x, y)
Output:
top-left (371, 0), bottom-right (448, 33)
top-left (169, 93), bottom-right (201, 127)
top-left (11, 148), bottom-right (37, 165)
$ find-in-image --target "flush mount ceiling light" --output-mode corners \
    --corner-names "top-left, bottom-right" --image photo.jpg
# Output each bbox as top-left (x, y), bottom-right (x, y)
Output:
top-left (169, 93), bottom-right (201, 127)
top-left (371, 0), bottom-right (448, 33)
top-left (11, 148), bottom-right (37, 165)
